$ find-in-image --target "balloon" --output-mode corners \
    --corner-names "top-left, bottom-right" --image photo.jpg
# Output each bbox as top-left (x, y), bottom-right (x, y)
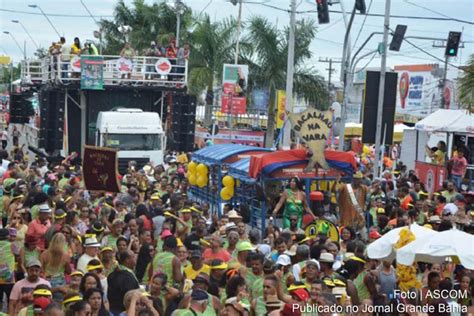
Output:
top-left (188, 174), bottom-right (197, 186)
top-left (222, 175), bottom-right (235, 188)
top-left (220, 187), bottom-right (233, 200)
top-left (197, 175), bottom-right (208, 188)
top-left (363, 145), bottom-right (370, 155)
top-left (188, 161), bottom-right (197, 173)
top-left (196, 164), bottom-right (208, 175)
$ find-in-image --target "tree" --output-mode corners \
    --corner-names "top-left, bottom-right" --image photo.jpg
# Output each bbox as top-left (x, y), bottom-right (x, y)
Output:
top-left (99, 0), bottom-right (192, 54)
top-left (187, 14), bottom-right (237, 125)
top-left (458, 54), bottom-right (474, 111)
top-left (241, 16), bottom-right (328, 147)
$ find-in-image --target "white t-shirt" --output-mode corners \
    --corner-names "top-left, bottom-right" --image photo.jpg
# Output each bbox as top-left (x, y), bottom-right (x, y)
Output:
top-left (1, 131), bottom-right (8, 141)
top-left (77, 253), bottom-right (98, 273)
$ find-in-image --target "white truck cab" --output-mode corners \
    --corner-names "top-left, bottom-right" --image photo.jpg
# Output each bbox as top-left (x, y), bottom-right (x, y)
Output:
top-left (95, 109), bottom-right (165, 172)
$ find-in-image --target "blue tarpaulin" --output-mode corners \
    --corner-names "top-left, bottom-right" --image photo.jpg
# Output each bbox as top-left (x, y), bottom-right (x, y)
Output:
top-left (192, 144), bottom-right (272, 164)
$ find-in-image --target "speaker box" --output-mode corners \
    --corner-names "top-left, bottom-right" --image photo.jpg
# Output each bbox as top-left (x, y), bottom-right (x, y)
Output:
top-left (171, 94), bottom-right (197, 152)
top-left (38, 90), bottom-right (65, 151)
top-left (362, 71), bottom-right (398, 145)
top-left (9, 92), bottom-right (35, 124)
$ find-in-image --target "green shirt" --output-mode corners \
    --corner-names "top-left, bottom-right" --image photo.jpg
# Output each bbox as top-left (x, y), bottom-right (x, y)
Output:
top-left (153, 251), bottom-right (176, 287)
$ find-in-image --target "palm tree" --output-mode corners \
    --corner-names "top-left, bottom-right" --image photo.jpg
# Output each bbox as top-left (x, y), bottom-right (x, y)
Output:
top-left (187, 14), bottom-right (237, 125)
top-left (241, 16), bottom-right (327, 147)
top-left (99, 0), bottom-right (192, 54)
top-left (458, 54), bottom-right (474, 111)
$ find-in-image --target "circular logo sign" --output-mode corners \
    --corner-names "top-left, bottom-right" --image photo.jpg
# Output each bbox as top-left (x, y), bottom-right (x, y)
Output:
top-left (155, 58), bottom-right (172, 75)
top-left (399, 72), bottom-right (409, 109)
top-left (116, 57), bottom-right (133, 74)
top-left (70, 56), bottom-right (81, 72)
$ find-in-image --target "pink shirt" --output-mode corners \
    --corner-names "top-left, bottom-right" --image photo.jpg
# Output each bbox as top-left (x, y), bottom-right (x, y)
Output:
top-left (10, 277), bottom-right (51, 313)
top-left (451, 156), bottom-right (468, 176)
top-left (202, 248), bottom-right (232, 263)
top-left (26, 219), bottom-right (51, 251)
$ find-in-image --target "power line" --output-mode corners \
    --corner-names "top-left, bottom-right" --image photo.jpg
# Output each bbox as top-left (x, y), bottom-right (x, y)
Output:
top-left (240, 2), bottom-right (474, 25)
top-left (402, 37), bottom-right (473, 74)
top-left (0, 8), bottom-right (112, 18)
top-left (402, 0), bottom-right (464, 22)
top-left (352, 0), bottom-right (373, 51)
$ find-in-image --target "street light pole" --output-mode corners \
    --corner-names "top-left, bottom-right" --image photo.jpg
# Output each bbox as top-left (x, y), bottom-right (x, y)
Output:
top-left (11, 20), bottom-right (39, 50)
top-left (234, 0), bottom-right (243, 64)
top-left (282, 0), bottom-right (296, 149)
top-left (28, 4), bottom-right (61, 38)
top-left (373, 0), bottom-right (391, 178)
top-left (3, 31), bottom-right (25, 59)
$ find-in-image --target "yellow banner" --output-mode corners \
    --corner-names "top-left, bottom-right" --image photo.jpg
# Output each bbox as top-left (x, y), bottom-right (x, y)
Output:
top-left (0, 56), bottom-right (11, 65)
top-left (276, 90), bottom-right (286, 128)
top-left (289, 108), bottom-right (333, 171)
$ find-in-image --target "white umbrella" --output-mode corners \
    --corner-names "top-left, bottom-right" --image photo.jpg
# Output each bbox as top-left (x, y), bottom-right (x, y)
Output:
top-left (396, 229), bottom-right (474, 269)
top-left (367, 223), bottom-right (437, 260)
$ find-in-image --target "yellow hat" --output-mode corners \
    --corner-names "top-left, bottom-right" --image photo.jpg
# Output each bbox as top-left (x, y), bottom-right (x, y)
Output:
top-left (177, 238), bottom-right (184, 247)
top-left (349, 256), bottom-right (366, 264)
top-left (376, 208), bottom-right (385, 215)
top-left (101, 246), bottom-right (113, 252)
top-left (211, 262), bottom-right (228, 270)
top-left (70, 271), bottom-right (84, 277)
top-left (333, 279), bottom-right (346, 287)
top-left (419, 191), bottom-right (428, 196)
top-left (287, 284), bottom-right (308, 292)
top-left (33, 289), bottom-right (52, 296)
top-left (87, 263), bottom-right (104, 271)
top-left (424, 224), bottom-right (433, 230)
top-left (180, 208), bottom-right (192, 213)
top-left (150, 193), bottom-right (161, 200)
top-left (190, 206), bottom-right (203, 215)
top-left (63, 295), bottom-right (82, 305)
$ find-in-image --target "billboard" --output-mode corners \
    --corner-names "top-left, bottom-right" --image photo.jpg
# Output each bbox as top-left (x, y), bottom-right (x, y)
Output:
top-left (252, 89), bottom-right (269, 111)
top-left (221, 64), bottom-right (248, 114)
top-left (195, 126), bottom-right (264, 147)
top-left (394, 64), bottom-right (456, 120)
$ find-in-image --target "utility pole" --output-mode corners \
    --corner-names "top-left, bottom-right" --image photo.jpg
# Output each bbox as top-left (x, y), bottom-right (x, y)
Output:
top-left (337, 4), bottom-right (356, 151)
top-left (234, 0), bottom-right (243, 64)
top-left (282, 0), bottom-right (296, 149)
top-left (319, 57), bottom-right (341, 103)
top-left (373, 0), bottom-right (391, 178)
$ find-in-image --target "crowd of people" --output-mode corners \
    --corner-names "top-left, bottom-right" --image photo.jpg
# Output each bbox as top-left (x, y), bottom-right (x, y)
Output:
top-left (0, 125), bottom-right (472, 316)
top-left (46, 36), bottom-right (190, 82)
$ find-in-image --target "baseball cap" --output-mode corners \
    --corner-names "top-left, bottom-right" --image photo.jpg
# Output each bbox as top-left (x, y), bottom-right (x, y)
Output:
top-left (276, 254), bottom-right (291, 266)
top-left (27, 258), bottom-right (42, 268)
top-left (319, 253), bottom-right (335, 263)
top-left (209, 259), bottom-right (228, 270)
top-left (38, 204), bottom-right (51, 213)
top-left (443, 203), bottom-right (458, 215)
top-left (160, 229), bottom-right (173, 239)
top-left (236, 241), bottom-right (254, 252)
top-left (305, 259), bottom-right (320, 270)
top-left (54, 209), bottom-right (66, 219)
top-left (190, 249), bottom-right (202, 259)
top-left (191, 289), bottom-right (208, 301)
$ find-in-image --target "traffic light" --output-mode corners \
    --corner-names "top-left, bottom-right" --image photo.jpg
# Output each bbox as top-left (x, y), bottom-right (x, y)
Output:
top-left (389, 24), bottom-right (407, 52)
top-left (316, 0), bottom-right (329, 24)
top-left (445, 31), bottom-right (461, 57)
top-left (355, 0), bottom-right (366, 14)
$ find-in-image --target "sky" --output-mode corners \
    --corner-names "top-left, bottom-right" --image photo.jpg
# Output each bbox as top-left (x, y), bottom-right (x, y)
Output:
top-left (1, 0), bottom-right (473, 81)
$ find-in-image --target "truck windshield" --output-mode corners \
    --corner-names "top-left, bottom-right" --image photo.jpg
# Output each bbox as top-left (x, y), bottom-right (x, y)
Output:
top-left (104, 134), bottom-right (162, 151)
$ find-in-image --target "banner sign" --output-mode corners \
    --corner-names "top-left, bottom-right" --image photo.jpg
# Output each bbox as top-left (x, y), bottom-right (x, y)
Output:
top-left (80, 56), bottom-right (104, 90)
top-left (194, 126), bottom-right (264, 147)
top-left (276, 90), bottom-right (286, 128)
top-left (221, 64), bottom-right (248, 114)
top-left (71, 56), bottom-right (81, 72)
top-left (252, 89), bottom-right (269, 111)
top-left (155, 58), bottom-right (172, 75)
top-left (289, 108), bottom-right (333, 171)
top-left (83, 145), bottom-right (120, 192)
top-left (116, 57), bottom-right (133, 74)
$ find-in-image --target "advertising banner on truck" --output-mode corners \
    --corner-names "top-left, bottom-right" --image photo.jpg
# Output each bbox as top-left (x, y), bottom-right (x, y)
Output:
top-left (221, 64), bottom-right (248, 114)
top-left (81, 56), bottom-right (104, 90)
